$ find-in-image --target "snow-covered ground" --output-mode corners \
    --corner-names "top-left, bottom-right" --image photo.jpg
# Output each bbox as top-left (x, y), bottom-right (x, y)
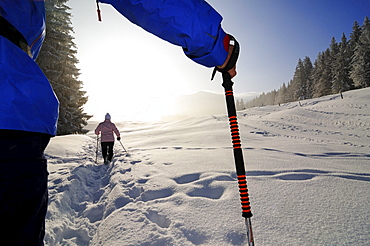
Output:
top-left (44, 88), bottom-right (370, 246)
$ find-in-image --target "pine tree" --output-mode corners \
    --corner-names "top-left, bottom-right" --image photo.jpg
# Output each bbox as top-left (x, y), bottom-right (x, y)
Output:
top-left (236, 99), bottom-right (241, 110)
top-left (289, 57), bottom-right (313, 101)
top-left (240, 99), bottom-right (245, 110)
top-left (312, 50), bottom-right (332, 97)
top-left (328, 37), bottom-right (339, 91)
top-left (285, 80), bottom-right (294, 103)
top-left (269, 90), bottom-right (277, 105)
top-left (332, 33), bottom-right (353, 93)
top-left (276, 83), bottom-right (288, 105)
top-left (350, 16), bottom-right (370, 88)
top-left (37, 0), bottom-right (91, 135)
top-left (349, 21), bottom-right (362, 53)
top-left (330, 37), bottom-right (340, 57)
top-left (245, 17), bottom-right (370, 109)
top-left (289, 59), bottom-right (304, 101)
top-left (302, 56), bottom-right (314, 99)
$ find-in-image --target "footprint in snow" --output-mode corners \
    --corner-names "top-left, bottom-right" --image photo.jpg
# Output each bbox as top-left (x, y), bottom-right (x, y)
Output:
top-left (174, 173), bottom-right (201, 184)
top-left (187, 185), bottom-right (225, 199)
top-left (145, 210), bottom-right (171, 228)
top-left (174, 172), bottom-right (235, 200)
top-left (141, 187), bottom-right (175, 202)
top-left (276, 173), bottom-right (316, 181)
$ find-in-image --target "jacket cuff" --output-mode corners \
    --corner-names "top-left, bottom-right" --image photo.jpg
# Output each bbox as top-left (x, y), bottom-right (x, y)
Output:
top-left (185, 29), bottom-right (228, 68)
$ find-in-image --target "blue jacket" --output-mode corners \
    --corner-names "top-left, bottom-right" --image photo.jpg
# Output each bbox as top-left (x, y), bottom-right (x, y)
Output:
top-left (0, 0), bottom-right (228, 136)
top-left (99, 0), bottom-right (229, 67)
top-left (0, 0), bottom-right (59, 136)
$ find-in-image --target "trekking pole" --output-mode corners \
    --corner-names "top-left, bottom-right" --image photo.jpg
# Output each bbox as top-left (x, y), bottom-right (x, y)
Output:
top-left (96, 1), bottom-right (102, 22)
top-left (118, 140), bottom-right (128, 153)
top-left (211, 34), bottom-right (254, 245)
top-left (95, 136), bottom-right (99, 164)
top-left (222, 72), bottom-right (254, 245)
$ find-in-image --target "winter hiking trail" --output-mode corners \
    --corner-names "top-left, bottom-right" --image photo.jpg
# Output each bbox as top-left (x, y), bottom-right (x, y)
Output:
top-left (44, 88), bottom-right (370, 245)
top-left (45, 136), bottom-right (250, 245)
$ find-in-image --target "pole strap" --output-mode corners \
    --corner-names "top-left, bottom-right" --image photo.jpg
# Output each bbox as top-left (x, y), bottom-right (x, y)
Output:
top-left (211, 34), bottom-right (240, 81)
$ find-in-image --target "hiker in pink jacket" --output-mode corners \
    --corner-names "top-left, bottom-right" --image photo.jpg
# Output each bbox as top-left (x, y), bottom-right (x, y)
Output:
top-left (95, 113), bottom-right (121, 164)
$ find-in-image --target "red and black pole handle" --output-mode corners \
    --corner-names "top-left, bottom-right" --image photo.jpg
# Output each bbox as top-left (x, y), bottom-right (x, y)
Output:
top-left (222, 72), bottom-right (253, 219)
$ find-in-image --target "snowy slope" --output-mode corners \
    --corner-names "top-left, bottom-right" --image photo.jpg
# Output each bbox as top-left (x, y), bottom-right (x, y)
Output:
top-left (44, 88), bottom-right (370, 245)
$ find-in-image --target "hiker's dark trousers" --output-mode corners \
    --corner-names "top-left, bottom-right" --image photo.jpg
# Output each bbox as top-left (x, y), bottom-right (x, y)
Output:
top-left (0, 130), bottom-right (50, 246)
top-left (101, 141), bottom-right (114, 162)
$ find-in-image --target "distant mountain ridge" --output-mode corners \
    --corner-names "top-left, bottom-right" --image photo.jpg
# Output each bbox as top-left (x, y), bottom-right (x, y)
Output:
top-left (168, 91), bottom-right (260, 118)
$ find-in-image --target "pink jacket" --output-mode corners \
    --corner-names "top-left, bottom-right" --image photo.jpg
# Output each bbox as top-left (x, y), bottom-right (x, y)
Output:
top-left (95, 120), bottom-right (120, 142)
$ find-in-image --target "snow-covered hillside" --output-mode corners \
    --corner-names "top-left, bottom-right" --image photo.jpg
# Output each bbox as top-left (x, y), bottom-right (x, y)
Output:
top-left (44, 88), bottom-right (370, 245)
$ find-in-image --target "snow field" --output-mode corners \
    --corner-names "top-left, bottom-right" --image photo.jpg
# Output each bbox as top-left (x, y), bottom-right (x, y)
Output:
top-left (45, 88), bottom-right (370, 245)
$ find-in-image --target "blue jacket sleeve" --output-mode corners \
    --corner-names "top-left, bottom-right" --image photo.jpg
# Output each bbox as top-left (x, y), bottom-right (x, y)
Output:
top-left (98, 0), bottom-right (228, 68)
top-left (0, 0), bottom-right (59, 136)
top-left (0, 0), bottom-right (46, 60)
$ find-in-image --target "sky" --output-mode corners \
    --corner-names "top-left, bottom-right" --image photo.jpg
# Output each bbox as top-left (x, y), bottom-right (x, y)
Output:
top-left (67, 0), bottom-right (370, 121)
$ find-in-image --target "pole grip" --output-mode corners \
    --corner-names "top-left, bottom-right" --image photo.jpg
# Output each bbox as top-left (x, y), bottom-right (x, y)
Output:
top-left (97, 10), bottom-right (102, 22)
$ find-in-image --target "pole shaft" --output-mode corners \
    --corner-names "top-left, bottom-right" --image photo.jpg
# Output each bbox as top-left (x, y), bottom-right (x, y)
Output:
top-left (96, 136), bottom-right (99, 163)
top-left (245, 218), bottom-right (254, 246)
top-left (119, 140), bottom-right (127, 153)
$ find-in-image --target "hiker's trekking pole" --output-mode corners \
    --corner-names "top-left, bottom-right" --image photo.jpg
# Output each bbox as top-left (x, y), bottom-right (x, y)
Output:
top-left (222, 72), bottom-right (254, 245)
top-left (95, 136), bottom-right (99, 164)
top-left (212, 35), bottom-right (254, 245)
top-left (118, 140), bottom-right (128, 153)
top-left (96, 1), bottom-right (102, 22)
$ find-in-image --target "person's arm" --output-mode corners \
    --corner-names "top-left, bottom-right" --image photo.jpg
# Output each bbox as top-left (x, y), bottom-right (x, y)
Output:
top-left (95, 124), bottom-right (101, 135)
top-left (98, 0), bottom-right (236, 76)
top-left (112, 124), bottom-right (121, 139)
